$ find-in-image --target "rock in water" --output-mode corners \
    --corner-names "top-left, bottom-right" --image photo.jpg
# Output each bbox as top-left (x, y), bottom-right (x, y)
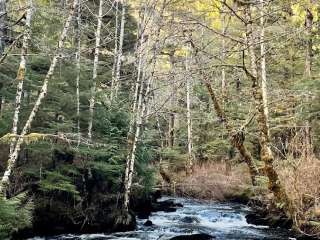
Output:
top-left (169, 233), bottom-right (215, 240)
top-left (143, 220), bottom-right (153, 226)
top-left (180, 216), bottom-right (200, 224)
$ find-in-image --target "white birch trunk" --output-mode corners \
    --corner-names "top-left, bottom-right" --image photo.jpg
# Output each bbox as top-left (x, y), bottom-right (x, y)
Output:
top-left (110, 0), bottom-right (119, 97)
top-left (75, 0), bottom-right (81, 146)
top-left (123, 1), bottom-right (168, 211)
top-left (0, 0), bottom-right (77, 195)
top-left (0, 0), bottom-right (6, 55)
top-left (221, 1), bottom-right (226, 106)
top-left (260, 0), bottom-right (269, 119)
top-left (0, 97), bottom-right (4, 118)
top-left (185, 44), bottom-right (193, 176)
top-left (9, 0), bottom-right (33, 155)
top-left (88, 0), bottom-right (103, 140)
top-left (124, 3), bottom-right (149, 211)
top-left (111, 0), bottom-right (126, 101)
top-left (123, 65), bottom-right (145, 212)
top-left (126, 2), bottom-right (148, 147)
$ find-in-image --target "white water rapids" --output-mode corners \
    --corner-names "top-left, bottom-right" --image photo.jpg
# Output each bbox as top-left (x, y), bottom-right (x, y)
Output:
top-left (28, 197), bottom-right (295, 240)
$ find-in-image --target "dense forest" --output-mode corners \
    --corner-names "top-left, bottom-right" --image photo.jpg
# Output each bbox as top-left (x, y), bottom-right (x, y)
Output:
top-left (0, 0), bottom-right (319, 239)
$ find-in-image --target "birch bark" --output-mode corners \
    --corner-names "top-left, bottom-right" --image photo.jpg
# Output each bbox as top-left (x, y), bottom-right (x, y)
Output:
top-left (111, 0), bottom-right (119, 98)
top-left (111, 0), bottom-right (126, 101)
top-left (0, 0), bottom-right (77, 195)
top-left (123, 0), bottom-right (166, 211)
top-left (88, 0), bottom-right (103, 140)
top-left (0, 0), bottom-right (7, 55)
top-left (221, 1), bottom-right (226, 107)
top-left (75, 0), bottom-right (81, 146)
top-left (260, 0), bottom-right (269, 119)
top-left (123, 2), bottom-right (148, 211)
top-left (9, 0), bottom-right (33, 155)
top-left (185, 44), bottom-right (193, 176)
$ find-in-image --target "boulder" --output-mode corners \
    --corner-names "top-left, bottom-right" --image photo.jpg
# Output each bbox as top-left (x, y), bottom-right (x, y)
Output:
top-left (152, 199), bottom-right (183, 212)
top-left (143, 220), bottom-right (153, 226)
top-left (169, 233), bottom-right (215, 240)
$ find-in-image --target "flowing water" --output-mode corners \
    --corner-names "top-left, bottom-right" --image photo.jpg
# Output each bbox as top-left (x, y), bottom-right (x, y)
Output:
top-left (29, 197), bottom-right (295, 240)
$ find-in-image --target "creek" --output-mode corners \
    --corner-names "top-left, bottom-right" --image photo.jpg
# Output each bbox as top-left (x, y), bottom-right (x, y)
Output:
top-left (28, 197), bottom-right (295, 240)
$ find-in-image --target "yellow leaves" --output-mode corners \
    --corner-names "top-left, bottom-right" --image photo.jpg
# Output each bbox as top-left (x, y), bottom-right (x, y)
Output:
top-left (291, 2), bottom-right (319, 26)
top-left (192, 0), bottom-right (222, 30)
top-left (175, 47), bottom-right (187, 57)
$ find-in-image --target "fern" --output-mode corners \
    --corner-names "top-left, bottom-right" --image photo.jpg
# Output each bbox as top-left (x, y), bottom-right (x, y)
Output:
top-left (0, 193), bottom-right (33, 239)
top-left (39, 171), bottom-right (81, 201)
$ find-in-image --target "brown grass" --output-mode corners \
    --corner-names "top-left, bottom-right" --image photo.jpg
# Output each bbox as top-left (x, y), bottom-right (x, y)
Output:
top-left (173, 162), bottom-right (251, 201)
top-left (276, 155), bottom-right (320, 235)
top-left (275, 126), bottom-right (320, 236)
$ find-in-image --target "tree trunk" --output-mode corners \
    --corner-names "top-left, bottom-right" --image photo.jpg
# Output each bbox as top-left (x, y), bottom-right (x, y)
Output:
top-left (221, 0), bottom-right (227, 106)
top-left (0, 0), bottom-right (7, 56)
top-left (304, 7), bottom-right (313, 78)
top-left (168, 51), bottom-right (176, 148)
top-left (123, 3), bottom-right (147, 212)
top-left (111, 0), bottom-right (119, 98)
top-left (204, 77), bottom-right (259, 185)
top-left (126, 2), bottom-right (147, 157)
top-left (9, 0), bottom-right (33, 155)
top-left (0, 96), bottom-right (4, 118)
top-left (185, 44), bottom-right (193, 176)
top-left (260, 0), bottom-right (269, 119)
top-left (123, 59), bottom-right (145, 212)
top-left (88, 0), bottom-right (103, 140)
top-left (111, 0), bottom-right (126, 101)
top-left (123, 0), bottom-right (166, 211)
top-left (244, 4), bottom-right (292, 215)
top-left (75, 0), bottom-right (81, 146)
top-left (0, 0), bottom-right (77, 195)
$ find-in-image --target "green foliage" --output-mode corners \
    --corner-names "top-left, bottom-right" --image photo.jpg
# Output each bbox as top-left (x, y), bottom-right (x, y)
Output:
top-left (0, 193), bottom-right (33, 239)
top-left (39, 170), bottom-right (81, 201)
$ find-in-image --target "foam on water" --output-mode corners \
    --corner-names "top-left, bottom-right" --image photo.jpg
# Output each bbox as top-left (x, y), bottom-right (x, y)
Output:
top-left (28, 197), bottom-right (293, 240)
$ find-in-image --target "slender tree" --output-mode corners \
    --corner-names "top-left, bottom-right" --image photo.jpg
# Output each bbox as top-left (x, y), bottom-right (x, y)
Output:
top-left (111, 0), bottom-right (126, 101)
top-left (75, 0), bottom-right (81, 146)
top-left (88, 0), bottom-right (103, 140)
top-left (167, 50), bottom-right (176, 147)
top-left (0, 0), bottom-right (7, 56)
top-left (123, 0), bottom-right (166, 211)
top-left (9, 0), bottom-right (33, 155)
top-left (185, 43), bottom-right (193, 176)
top-left (244, 3), bottom-right (292, 214)
top-left (221, 0), bottom-right (227, 107)
top-left (198, 64), bottom-right (259, 185)
top-left (111, 0), bottom-right (119, 99)
top-left (260, 0), bottom-right (269, 119)
top-left (0, 0), bottom-right (78, 195)
top-left (123, 2), bottom-right (148, 212)
top-left (304, 6), bottom-right (313, 78)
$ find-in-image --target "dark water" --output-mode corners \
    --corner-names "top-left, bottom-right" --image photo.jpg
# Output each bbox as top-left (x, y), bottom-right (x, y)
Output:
top-left (28, 197), bottom-right (295, 240)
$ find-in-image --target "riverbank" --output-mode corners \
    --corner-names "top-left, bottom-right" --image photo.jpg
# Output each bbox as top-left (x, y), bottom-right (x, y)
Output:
top-left (161, 161), bottom-right (320, 239)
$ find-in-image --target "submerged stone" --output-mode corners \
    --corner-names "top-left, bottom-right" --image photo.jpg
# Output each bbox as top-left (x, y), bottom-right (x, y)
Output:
top-left (169, 233), bottom-right (215, 240)
top-left (143, 220), bottom-right (153, 226)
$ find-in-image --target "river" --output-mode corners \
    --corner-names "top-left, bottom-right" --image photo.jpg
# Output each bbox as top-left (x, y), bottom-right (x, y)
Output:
top-left (28, 197), bottom-right (295, 240)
